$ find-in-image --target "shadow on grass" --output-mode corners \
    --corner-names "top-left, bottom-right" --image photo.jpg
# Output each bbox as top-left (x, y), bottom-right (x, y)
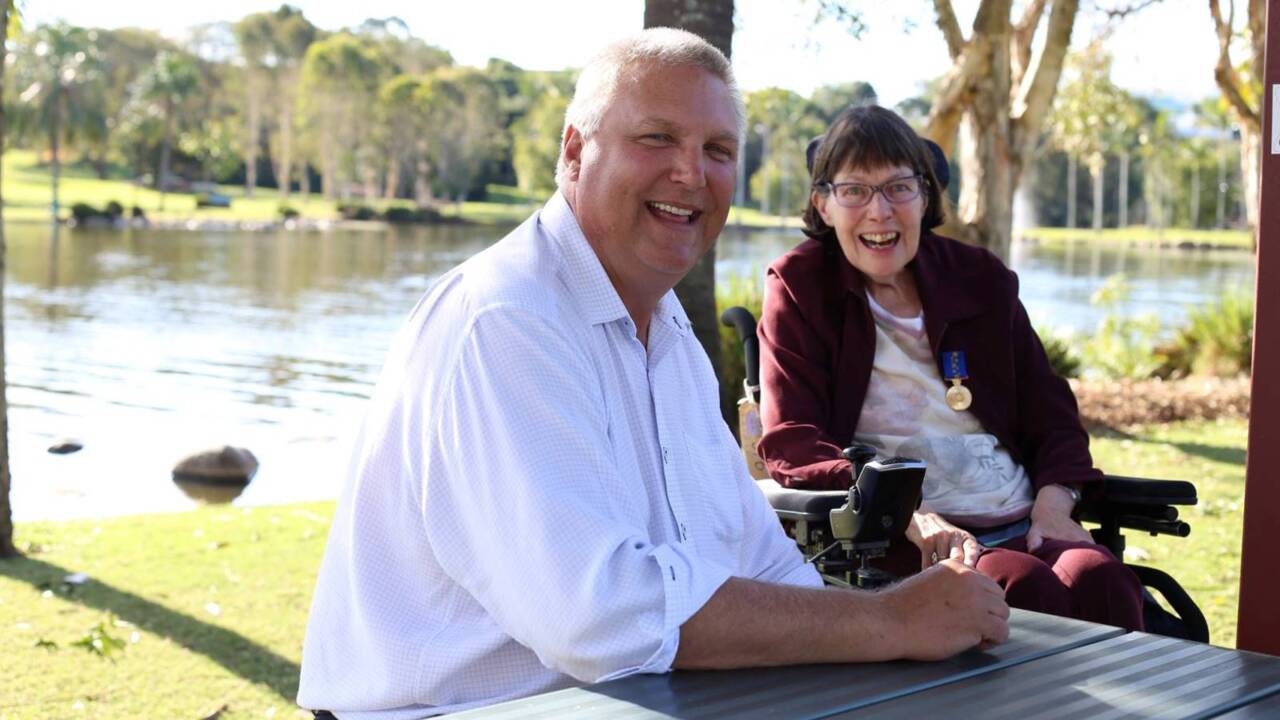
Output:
top-left (0, 555), bottom-right (300, 700)
top-left (1090, 427), bottom-right (1247, 470)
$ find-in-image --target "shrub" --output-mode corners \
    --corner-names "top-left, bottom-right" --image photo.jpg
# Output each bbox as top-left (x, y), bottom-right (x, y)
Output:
top-left (70, 202), bottom-right (100, 223)
top-left (104, 200), bottom-right (125, 218)
top-left (1161, 291), bottom-right (1253, 378)
top-left (716, 273), bottom-right (765, 436)
top-left (1035, 326), bottom-right (1082, 378)
top-left (336, 203), bottom-right (376, 221)
top-left (1080, 275), bottom-right (1163, 379)
top-left (278, 204), bottom-right (300, 220)
top-left (130, 206), bottom-right (147, 219)
top-left (382, 206), bottom-right (417, 223)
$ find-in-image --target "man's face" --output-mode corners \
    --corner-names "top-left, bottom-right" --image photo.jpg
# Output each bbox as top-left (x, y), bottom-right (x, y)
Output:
top-left (561, 64), bottom-right (739, 302)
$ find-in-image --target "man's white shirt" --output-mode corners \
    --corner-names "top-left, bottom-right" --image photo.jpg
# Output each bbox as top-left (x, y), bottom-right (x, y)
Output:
top-left (298, 193), bottom-right (820, 718)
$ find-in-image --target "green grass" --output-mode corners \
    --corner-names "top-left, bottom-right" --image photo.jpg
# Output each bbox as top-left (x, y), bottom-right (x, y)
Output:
top-left (1018, 226), bottom-right (1253, 249)
top-left (1089, 418), bottom-right (1248, 647)
top-left (0, 419), bottom-right (1249, 717)
top-left (0, 150), bottom-right (805, 229)
top-left (1, 504), bottom-right (331, 719)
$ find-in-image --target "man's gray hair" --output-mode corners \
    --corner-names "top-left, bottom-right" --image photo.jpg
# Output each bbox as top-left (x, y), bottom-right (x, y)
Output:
top-left (554, 27), bottom-right (746, 187)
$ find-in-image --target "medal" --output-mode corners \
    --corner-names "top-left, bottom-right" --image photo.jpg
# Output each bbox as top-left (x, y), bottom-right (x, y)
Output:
top-left (941, 351), bottom-right (973, 411)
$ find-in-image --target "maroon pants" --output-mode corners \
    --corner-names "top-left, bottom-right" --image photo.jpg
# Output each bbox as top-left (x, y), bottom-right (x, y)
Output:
top-left (879, 535), bottom-right (1145, 631)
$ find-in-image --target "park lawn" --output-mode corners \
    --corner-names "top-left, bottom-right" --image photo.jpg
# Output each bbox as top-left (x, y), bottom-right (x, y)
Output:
top-left (1018, 225), bottom-right (1253, 249)
top-left (1089, 418), bottom-right (1249, 648)
top-left (0, 418), bottom-right (1249, 718)
top-left (0, 150), bottom-right (806, 229)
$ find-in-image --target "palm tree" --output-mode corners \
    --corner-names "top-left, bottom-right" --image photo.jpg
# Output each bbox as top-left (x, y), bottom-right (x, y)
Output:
top-left (2, 0), bottom-right (20, 559)
top-left (642, 0), bottom-right (734, 421)
top-left (9, 22), bottom-right (105, 223)
top-left (137, 51), bottom-right (201, 209)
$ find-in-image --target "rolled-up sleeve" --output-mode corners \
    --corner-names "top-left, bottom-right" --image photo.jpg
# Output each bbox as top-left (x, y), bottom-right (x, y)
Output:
top-left (423, 306), bottom-right (731, 683)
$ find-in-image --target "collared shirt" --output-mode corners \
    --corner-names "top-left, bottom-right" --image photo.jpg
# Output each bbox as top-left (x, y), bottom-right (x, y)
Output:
top-left (298, 193), bottom-right (820, 719)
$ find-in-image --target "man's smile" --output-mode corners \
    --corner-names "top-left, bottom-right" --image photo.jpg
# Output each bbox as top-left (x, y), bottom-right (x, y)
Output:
top-left (647, 201), bottom-right (702, 224)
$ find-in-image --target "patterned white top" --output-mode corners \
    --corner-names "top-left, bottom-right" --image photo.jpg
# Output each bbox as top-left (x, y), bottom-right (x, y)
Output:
top-left (853, 292), bottom-right (1034, 528)
top-left (297, 193), bottom-right (821, 719)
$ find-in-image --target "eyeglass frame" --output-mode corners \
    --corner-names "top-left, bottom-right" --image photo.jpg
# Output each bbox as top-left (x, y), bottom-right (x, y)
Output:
top-left (812, 174), bottom-right (927, 209)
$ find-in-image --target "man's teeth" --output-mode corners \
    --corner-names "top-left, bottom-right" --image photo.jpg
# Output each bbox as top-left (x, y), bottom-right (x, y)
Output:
top-left (650, 202), bottom-right (694, 217)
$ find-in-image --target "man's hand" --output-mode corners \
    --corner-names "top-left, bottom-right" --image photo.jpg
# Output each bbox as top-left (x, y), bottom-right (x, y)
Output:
top-left (1026, 484), bottom-right (1093, 552)
top-left (907, 511), bottom-right (983, 569)
top-left (882, 559), bottom-right (1010, 661)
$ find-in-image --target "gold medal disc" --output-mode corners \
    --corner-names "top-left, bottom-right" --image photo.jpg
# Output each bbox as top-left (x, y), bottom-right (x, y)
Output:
top-left (945, 383), bottom-right (973, 411)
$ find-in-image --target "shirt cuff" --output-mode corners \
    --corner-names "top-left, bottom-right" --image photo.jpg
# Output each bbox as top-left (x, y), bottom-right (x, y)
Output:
top-left (603, 542), bottom-right (732, 678)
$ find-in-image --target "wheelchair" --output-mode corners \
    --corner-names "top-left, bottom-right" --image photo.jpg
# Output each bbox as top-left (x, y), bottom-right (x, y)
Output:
top-left (722, 305), bottom-right (1209, 643)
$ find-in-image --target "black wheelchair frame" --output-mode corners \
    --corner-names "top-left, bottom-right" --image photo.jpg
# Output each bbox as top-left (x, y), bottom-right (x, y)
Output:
top-left (722, 305), bottom-right (1209, 643)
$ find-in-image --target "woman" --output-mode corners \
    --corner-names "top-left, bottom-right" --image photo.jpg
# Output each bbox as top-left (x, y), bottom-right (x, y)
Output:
top-left (757, 105), bottom-right (1143, 630)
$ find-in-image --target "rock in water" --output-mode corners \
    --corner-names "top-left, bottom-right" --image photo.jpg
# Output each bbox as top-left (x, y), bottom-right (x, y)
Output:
top-left (172, 446), bottom-right (259, 484)
top-left (48, 439), bottom-right (85, 454)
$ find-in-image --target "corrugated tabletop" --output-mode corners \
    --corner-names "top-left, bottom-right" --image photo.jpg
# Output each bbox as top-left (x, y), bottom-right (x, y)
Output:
top-left (452, 609), bottom-right (1122, 720)
top-left (832, 631), bottom-right (1280, 720)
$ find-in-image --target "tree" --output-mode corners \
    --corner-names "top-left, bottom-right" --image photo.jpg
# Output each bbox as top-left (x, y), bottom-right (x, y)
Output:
top-left (1208, 0), bottom-right (1264, 232)
top-left (298, 33), bottom-right (385, 199)
top-left (746, 88), bottom-right (826, 216)
top-left (512, 85), bottom-right (571, 198)
top-left (234, 6), bottom-right (317, 198)
top-left (1047, 41), bottom-right (1131, 231)
top-left (809, 81), bottom-right (878, 122)
top-left (9, 22), bottom-right (105, 221)
top-left (136, 50), bottom-right (201, 208)
top-left (2, 0), bottom-right (18, 558)
top-left (643, 0), bottom-right (735, 407)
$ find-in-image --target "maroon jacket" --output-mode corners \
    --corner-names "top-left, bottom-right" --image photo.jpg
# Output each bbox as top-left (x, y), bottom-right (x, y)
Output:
top-left (757, 233), bottom-right (1102, 493)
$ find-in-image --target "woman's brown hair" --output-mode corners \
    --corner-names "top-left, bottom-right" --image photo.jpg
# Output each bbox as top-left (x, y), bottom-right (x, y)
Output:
top-left (802, 105), bottom-right (945, 246)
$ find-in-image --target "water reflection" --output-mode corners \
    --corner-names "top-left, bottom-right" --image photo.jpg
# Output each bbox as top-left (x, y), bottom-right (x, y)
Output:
top-left (4, 222), bottom-right (1256, 521)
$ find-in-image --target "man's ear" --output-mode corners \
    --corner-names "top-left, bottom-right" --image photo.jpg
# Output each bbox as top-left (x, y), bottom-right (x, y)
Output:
top-left (561, 125), bottom-right (584, 181)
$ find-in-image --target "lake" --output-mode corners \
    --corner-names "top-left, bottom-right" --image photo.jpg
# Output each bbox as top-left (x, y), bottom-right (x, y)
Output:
top-left (4, 222), bottom-right (1256, 521)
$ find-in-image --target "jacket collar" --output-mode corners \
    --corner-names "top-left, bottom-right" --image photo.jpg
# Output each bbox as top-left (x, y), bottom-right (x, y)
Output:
top-left (834, 232), bottom-right (989, 350)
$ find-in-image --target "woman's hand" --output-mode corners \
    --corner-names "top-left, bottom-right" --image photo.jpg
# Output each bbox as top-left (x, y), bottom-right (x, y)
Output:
top-left (1026, 484), bottom-right (1094, 551)
top-left (907, 511), bottom-right (983, 570)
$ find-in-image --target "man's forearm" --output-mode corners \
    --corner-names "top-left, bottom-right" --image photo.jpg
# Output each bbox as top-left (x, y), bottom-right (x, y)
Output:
top-left (674, 561), bottom-right (1010, 669)
top-left (673, 577), bottom-right (897, 669)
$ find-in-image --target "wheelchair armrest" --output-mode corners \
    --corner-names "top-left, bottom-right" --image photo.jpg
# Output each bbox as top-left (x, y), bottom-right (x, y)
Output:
top-left (755, 479), bottom-right (848, 522)
top-left (1079, 475), bottom-right (1198, 547)
top-left (1095, 475), bottom-right (1198, 506)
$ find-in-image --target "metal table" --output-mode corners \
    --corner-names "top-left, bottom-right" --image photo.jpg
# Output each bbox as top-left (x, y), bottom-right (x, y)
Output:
top-left (452, 610), bottom-right (1280, 719)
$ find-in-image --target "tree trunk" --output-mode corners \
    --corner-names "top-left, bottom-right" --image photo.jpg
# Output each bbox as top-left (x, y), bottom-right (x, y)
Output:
top-left (643, 0), bottom-right (734, 427)
top-left (50, 90), bottom-right (62, 224)
top-left (276, 103), bottom-right (293, 200)
top-left (300, 164), bottom-right (311, 197)
top-left (1066, 152), bottom-right (1077, 229)
top-left (384, 155), bottom-right (401, 201)
top-left (1190, 163), bottom-right (1201, 229)
top-left (2, 0), bottom-right (19, 558)
top-left (925, 0), bottom-right (1078, 259)
top-left (1119, 150), bottom-right (1130, 228)
top-left (1239, 123), bottom-right (1261, 233)
top-left (245, 88), bottom-right (261, 196)
top-left (159, 98), bottom-right (173, 212)
top-left (1090, 154), bottom-right (1104, 231)
top-left (1217, 140), bottom-right (1228, 229)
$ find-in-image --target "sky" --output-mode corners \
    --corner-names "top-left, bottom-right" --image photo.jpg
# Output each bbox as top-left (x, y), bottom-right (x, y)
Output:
top-left (22, 0), bottom-right (1226, 108)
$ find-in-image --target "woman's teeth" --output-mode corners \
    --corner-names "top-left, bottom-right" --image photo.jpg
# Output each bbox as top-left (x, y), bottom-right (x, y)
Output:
top-left (860, 232), bottom-right (899, 249)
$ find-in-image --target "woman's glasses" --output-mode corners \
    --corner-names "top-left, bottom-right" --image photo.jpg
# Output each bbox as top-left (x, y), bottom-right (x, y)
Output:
top-left (813, 175), bottom-right (925, 208)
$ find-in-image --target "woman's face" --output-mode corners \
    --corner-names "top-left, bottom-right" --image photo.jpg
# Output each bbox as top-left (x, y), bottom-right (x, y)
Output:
top-left (814, 163), bottom-right (925, 285)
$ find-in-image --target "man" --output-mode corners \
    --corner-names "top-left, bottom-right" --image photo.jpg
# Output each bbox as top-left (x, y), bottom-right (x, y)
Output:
top-left (298, 28), bottom-right (1008, 719)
